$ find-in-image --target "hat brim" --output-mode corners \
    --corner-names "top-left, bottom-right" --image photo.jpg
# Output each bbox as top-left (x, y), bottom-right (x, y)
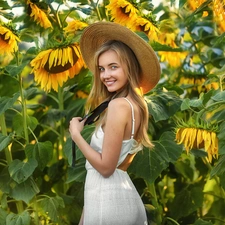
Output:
top-left (80, 22), bottom-right (160, 94)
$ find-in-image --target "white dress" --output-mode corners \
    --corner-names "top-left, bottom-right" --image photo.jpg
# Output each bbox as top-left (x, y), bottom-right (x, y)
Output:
top-left (83, 98), bottom-right (148, 225)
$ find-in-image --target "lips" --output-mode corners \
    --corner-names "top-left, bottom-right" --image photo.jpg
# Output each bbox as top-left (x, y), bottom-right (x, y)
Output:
top-left (105, 80), bottom-right (116, 86)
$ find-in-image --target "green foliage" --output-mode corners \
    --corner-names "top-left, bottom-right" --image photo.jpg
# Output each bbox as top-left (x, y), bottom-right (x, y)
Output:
top-left (0, 0), bottom-right (225, 224)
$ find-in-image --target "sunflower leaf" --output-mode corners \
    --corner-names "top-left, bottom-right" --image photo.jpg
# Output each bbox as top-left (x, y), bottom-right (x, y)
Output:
top-left (39, 196), bottom-right (65, 223)
top-left (9, 177), bottom-right (39, 204)
top-left (6, 211), bottom-right (31, 225)
top-left (169, 187), bottom-right (203, 220)
top-left (129, 131), bottom-right (183, 183)
top-left (8, 159), bottom-right (38, 184)
top-left (25, 142), bottom-right (53, 171)
top-left (0, 93), bottom-right (20, 115)
top-left (210, 155), bottom-right (225, 178)
top-left (0, 133), bottom-right (13, 152)
top-left (147, 90), bottom-right (182, 122)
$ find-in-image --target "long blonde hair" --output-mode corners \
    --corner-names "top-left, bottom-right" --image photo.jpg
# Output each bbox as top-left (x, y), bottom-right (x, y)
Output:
top-left (85, 40), bottom-right (153, 148)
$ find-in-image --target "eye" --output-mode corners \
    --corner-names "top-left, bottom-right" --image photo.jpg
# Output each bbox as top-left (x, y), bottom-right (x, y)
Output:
top-left (98, 67), bottom-right (104, 72)
top-left (111, 65), bottom-right (117, 70)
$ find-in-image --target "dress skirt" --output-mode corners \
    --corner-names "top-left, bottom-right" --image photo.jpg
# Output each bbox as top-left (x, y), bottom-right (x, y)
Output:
top-left (83, 168), bottom-right (148, 225)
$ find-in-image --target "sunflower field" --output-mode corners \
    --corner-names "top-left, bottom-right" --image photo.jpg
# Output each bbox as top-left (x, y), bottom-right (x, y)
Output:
top-left (0, 0), bottom-right (225, 224)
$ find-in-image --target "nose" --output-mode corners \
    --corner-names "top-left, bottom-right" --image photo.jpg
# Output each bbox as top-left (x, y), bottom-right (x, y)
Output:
top-left (102, 69), bottom-right (111, 79)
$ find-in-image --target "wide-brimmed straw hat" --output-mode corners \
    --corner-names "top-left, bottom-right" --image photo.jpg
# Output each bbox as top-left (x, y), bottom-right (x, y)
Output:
top-left (80, 22), bottom-right (161, 94)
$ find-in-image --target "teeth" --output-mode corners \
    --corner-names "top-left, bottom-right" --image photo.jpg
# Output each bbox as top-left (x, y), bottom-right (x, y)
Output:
top-left (106, 81), bottom-right (115, 85)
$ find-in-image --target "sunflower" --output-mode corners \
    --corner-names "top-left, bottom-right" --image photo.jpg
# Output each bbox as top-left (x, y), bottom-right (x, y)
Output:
top-left (64, 20), bottom-right (88, 35)
top-left (188, 0), bottom-right (225, 33)
top-left (0, 25), bottom-right (20, 55)
top-left (179, 76), bottom-right (219, 93)
top-left (106, 0), bottom-right (138, 29)
top-left (213, 0), bottom-right (225, 33)
top-left (27, 0), bottom-right (52, 29)
top-left (134, 17), bottom-right (159, 42)
top-left (30, 43), bottom-right (85, 92)
top-left (187, 0), bottom-right (206, 11)
top-left (159, 52), bottom-right (187, 68)
top-left (175, 127), bottom-right (218, 162)
top-left (157, 28), bottom-right (188, 68)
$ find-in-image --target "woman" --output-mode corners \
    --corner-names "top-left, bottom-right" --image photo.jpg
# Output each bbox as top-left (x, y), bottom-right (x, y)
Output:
top-left (69, 22), bottom-right (160, 225)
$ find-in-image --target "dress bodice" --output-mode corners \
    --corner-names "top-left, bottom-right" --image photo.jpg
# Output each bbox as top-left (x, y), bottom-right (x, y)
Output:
top-left (85, 98), bottom-right (143, 170)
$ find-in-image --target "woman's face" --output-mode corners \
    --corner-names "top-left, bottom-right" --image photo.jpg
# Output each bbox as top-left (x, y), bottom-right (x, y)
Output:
top-left (98, 50), bottom-right (128, 93)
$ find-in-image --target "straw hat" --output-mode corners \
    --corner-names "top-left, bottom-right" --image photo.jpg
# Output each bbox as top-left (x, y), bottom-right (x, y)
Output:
top-left (80, 22), bottom-right (160, 94)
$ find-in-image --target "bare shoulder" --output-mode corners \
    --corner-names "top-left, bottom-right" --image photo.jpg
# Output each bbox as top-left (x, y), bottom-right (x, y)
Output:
top-left (108, 98), bottom-right (131, 113)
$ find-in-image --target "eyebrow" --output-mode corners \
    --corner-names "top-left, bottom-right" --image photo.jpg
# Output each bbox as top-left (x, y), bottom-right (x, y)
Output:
top-left (98, 62), bottom-right (118, 67)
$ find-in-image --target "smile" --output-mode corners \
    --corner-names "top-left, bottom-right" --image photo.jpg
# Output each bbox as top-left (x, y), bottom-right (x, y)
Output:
top-left (105, 80), bottom-right (116, 86)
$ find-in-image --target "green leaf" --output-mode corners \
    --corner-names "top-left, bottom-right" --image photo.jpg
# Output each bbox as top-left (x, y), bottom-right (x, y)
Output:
top-left (210, 155), bottom-right (225, 178)
top-left (181, 98), bottom-right (190, 111)
top-left (10, 177), bottom-right (39, 204)
top-left (151, 41), bottom-right (183, 52)
top-left (0, 133), bottom-right (13, 152)
top-left (189, 98), bottom-right (203, 108)
top-left (8, 159), bottom-right (38, 184)
top-left (0, 0), bottom-right (11, 9)
top-left (0, 93), bottom-right (20, 115)
top-left (147, 91), bottom-right (182, 122)
top-left (211, 91), bottom-right (225, 102)
top-left (5, 62), bottom-right (29, 77)
top-left (0, 208), bottom-right (7, 225)
top-left (66, 160), bottom-right (86, 183)
top-left (6, 211), bottom-right (31, 225)
top-left (25, 142), bottom-right (53, 171)
top-left (13, 114), bottom-right (39, 136)
top-left (0, 167), bottom-right (11, 194)
top-left (39, 196), bottom-right (65, 222)
top-left (170, 187), bottom-right (203, 220)
top-left (0, 75), bottom-right (19, 97)
top-left (129, 132), bottom-right (183, 183)
top-left (64, 126), bottom-right (94, 166)
top-left (175, 157), bottom-right (194, 181)
top-left (211, 107), bottom-right (225, 123)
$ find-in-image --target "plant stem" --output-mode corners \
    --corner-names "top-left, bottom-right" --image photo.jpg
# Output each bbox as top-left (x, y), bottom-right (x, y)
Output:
top-left (0, 114), bottom-right (13, 164)
top-left (58, 86), bottom-right (65, 159)
top-left (91, 0), bottom-right (102, 20)
top-left (33, 197), bottom-right (40, 225)
top-left (147, 183), bottom-right (162, 224)
top-left (18, 74), bottom-right (29, 144)
top-left (166, 217), bottom-right (180, 225)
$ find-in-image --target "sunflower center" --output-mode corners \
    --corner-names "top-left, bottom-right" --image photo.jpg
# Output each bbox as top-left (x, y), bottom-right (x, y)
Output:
top-left (138, 24), bottom-right (149, 34)
top-left (120, 6), bottom-right (131, 16)
top-left (44, 47), bottom-right (79, 73)
top-left (0, 33), bottom-right (9, 43)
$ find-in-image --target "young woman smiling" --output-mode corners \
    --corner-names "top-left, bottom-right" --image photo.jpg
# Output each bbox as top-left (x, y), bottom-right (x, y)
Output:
top-left (69, 22), bottom-right (160, 225)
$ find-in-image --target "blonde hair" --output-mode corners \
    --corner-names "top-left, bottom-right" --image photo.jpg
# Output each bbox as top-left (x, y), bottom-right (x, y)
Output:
top-left (85, 40), bottom-right (153, 148)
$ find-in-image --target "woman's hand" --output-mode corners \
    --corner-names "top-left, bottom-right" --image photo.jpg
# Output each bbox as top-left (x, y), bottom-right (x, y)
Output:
top-left (69, 117), bottom-right (86, 141)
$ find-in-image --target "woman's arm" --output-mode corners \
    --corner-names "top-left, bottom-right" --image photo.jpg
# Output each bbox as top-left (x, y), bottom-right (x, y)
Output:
top-left (69, 98), bottom-right (130, 177)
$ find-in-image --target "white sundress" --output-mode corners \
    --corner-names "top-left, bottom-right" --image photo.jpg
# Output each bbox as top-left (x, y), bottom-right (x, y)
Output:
top-left (83, 98), bottom-right (148, 225)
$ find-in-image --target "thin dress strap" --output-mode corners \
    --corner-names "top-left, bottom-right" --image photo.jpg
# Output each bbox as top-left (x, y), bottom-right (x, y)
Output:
top-left (124, 98), bottom-right (135, 139)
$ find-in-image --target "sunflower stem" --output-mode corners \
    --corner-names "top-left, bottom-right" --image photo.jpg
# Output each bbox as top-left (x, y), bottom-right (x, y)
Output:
top-left (0, 114), bottom-right (13, 164)
top-left (33, 197), bottom-right (40, 225)
top-left (58, 86), bottom-right (65, 159)
top-left (91, 0), bottom-right (102, 21)
top-left (49, 3), bottom-right (62, 30)
top-left (147, 182), bottom-right (162, 224)
top-left (18, 74), bottom-right (29, 144)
